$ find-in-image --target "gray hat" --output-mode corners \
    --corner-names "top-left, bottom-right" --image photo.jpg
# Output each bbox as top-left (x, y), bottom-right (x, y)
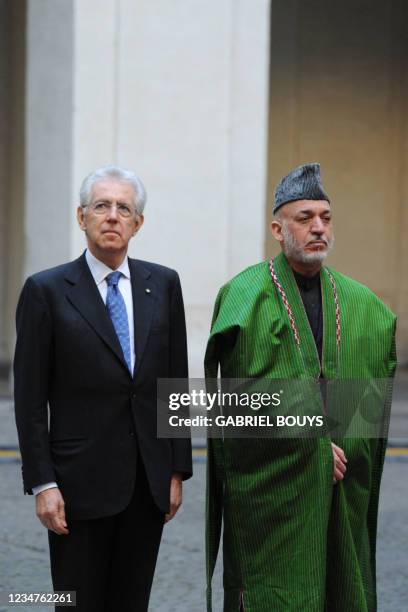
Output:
top-left (274, 163), bottom-right (330, 214)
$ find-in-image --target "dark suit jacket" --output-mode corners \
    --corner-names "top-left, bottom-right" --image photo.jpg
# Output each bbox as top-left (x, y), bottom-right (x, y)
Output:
top-left (14, 253), bottom-right (192, 520)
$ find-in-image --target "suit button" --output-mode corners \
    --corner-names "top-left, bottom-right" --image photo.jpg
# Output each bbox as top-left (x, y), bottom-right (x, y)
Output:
top-left (129, 431), bottom-right (135, 436)
top-left (131, 393), bottom-right (136, 399)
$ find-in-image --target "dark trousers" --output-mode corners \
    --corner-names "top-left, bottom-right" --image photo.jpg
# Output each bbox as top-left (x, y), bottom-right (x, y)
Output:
top-left (48, 463), bottom-right (164, 612)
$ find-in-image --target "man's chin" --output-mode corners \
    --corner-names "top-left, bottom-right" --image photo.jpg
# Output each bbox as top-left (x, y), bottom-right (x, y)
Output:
top-left (301, 250), bottom-right (328, 264)
top-left (101, 237), bottom-right (124, 249)
top-left (282, 231), bottom-right (334, 265)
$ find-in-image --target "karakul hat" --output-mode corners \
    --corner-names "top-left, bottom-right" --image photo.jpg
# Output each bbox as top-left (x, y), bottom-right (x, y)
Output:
top-left (274, 163), bottom-right (330, 214)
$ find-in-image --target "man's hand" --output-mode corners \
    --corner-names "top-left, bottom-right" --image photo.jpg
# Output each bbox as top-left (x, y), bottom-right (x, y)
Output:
top-left (165, 473), bottom-right (183, 523)
top-left (36, 488), bottom-right (69, 535)
top-left (331, 442), bottom-right (347, 484)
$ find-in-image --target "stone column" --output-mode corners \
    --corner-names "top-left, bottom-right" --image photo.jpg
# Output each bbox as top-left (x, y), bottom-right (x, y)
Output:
top-left (111, 0), bottom-right (271, 375)
top-left (0, 0), bottom-right (10, 367)
top-left (70, 0), bottom-right (118, 253)
top-left (1, 0), bottom-right (26, 372)
top-left (24, 0), bottom-right (74, 277)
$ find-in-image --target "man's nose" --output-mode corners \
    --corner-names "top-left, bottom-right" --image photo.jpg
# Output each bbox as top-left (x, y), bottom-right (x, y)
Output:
top-left (310, 216), bottom-right (325, 233)
top-left (106, 204), bottom-right (119, 220)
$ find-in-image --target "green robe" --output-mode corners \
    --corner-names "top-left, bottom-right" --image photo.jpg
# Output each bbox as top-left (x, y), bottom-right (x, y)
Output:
top-left (205, 253), bottom-right (396, 612)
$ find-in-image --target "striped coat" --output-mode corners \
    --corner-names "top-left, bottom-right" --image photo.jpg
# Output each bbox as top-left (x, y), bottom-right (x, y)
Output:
top-left (205, 252), bottom-right (396, 612)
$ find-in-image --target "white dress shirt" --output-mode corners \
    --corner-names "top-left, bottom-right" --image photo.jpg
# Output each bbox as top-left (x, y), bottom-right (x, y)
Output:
top-left (33, 249), bottom-right (135, 496)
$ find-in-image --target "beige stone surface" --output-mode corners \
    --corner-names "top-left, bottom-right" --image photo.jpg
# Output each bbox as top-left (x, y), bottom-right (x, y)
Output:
top-left (267, 0), bottom-right (408, 360)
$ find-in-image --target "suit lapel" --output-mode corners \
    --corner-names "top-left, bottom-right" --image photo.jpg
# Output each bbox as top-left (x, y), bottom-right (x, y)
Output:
top-left (64, 254), bottom-right (130, 373)
top-left (129, 259), bottom-right (156, 374)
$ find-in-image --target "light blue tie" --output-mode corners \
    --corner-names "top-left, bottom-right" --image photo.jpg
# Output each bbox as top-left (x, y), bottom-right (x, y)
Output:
top-left (105, 271), bottom-right (132, 374)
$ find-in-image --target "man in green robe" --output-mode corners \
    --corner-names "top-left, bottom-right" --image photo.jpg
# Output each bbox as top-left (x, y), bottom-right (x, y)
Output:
top-left (205, 163), bottom-right (397, 612)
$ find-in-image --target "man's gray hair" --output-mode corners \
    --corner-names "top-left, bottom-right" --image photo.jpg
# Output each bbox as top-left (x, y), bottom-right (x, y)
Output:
top-left (79, 165), bottom-right (147, 215)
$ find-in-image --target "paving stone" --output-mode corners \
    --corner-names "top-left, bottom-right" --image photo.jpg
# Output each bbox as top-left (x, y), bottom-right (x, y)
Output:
top-left (1, 460), bottom-right (407, 611)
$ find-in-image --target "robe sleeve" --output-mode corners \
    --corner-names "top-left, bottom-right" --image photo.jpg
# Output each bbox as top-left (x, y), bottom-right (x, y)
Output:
top-left (205, 286), bottom-right (226, 612)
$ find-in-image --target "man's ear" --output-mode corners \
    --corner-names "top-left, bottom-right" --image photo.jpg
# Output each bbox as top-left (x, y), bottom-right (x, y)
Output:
top-left (133, 214), bottom-right (144, 236)
top-left (77, 206), bottom-right (86, 231)
top-left (270, 219), bottom-right (284, 243)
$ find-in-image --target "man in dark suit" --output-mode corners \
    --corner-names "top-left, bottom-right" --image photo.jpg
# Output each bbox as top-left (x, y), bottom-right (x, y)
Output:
top-left (14, 165), bottom-right (192, 611)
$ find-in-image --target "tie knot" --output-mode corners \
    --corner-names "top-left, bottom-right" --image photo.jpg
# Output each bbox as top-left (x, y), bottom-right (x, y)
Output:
top-left (106, 271), bottom-right (122, 287)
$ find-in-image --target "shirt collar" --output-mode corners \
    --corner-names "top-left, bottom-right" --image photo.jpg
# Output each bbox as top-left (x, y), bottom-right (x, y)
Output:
top-left (85, 249), bottom-right (130, 287)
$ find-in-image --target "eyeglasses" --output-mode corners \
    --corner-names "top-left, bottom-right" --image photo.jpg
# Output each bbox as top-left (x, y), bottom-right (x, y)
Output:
top-left (86, 201), bottom-right (136, 219)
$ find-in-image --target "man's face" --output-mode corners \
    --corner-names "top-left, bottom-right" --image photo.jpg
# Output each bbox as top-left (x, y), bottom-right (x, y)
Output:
top-left (271, 200), bottom-right (334, 265)
top-left (77, 179), bottom-right (144, 259)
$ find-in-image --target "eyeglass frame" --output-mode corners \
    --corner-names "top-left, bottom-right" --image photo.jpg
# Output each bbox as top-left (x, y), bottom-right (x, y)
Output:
top-left (81, 200), bottom-right (139, 219)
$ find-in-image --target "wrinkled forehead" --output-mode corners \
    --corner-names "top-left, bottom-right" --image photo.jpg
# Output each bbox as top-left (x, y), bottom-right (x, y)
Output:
top-left (281, 199), bottom-right (331, 218)
top-left (90, 179), bottom-right (135, 202)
